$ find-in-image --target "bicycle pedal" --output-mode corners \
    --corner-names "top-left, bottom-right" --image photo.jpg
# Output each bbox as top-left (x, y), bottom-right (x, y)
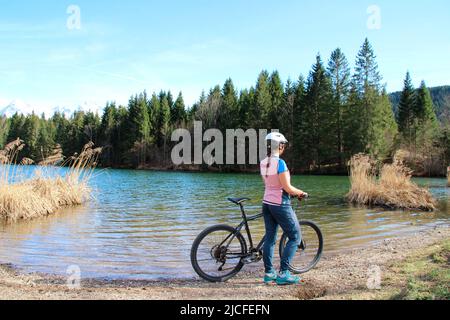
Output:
top-left (241, 257), bottom-right (255, 265)
top-left (242, 254), bottom-right (262, 265)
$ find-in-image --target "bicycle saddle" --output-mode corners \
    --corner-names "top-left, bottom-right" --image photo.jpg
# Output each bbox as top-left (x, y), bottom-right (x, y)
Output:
top-left (228, 198), bottom-right (251, 205)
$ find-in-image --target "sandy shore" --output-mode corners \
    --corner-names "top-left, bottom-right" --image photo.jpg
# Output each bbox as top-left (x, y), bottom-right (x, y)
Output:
top-left (1, 225), bottom-right (449, 300)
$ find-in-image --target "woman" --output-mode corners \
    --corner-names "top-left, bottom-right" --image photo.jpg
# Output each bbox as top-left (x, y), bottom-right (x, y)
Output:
top-left (260, 132), bottom-right (308, 285)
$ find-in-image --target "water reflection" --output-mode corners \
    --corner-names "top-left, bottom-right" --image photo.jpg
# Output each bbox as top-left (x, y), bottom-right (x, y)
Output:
top-left (0, 168), bottom-right (448, 280)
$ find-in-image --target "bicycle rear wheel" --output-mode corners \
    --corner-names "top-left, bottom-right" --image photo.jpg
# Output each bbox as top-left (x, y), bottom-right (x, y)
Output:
top-left (279, 221), bottom-right (323, 274)
top-left (191, 224), bottom-right (247, 282)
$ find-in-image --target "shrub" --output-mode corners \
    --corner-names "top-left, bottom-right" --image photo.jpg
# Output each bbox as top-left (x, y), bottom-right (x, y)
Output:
top-left (347, 153), bottom-right (437, 211)
top-left (0, 139), bottom-right (101, 221)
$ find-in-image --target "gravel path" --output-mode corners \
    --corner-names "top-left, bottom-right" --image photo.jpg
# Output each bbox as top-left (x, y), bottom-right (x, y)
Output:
top-left (1, 225), bottom-right (449, 300)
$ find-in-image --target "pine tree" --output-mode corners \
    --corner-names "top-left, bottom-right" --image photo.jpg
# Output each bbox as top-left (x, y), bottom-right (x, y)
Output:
top-left (416, 81), bottom-right (438, 127)
top-left (283, 78), bottom-right (295, 141)
top-left (196, 86), bottom-right (221, 129)
top-left (268, 71), bottom-right (284, 130)
top-left (283, 78), bottom-right (296, 168)
top-left (36, 119), bottom-right (55, 162)
top-left (126, 93), bottom-right (151, 165)
top-left (99, 102), bottom-right (118, 166)
top-left (7, 113), bottom-right (26, 143)
top-left (159, 95), bottom-right (171, 165)
top-left (172, 92), bottom-right (187, 126)
top-left (52, 112), bottom-right (70, 157)
top-left (342, 82), bottom-right (366, 158)
top-left (327, 48), bottom-right (351, 167)
top-left (22, 112), bottom-right (40, 160)
top-left (353, 38), bottom-right (385, 156)
top-left (415, 81), bottom-right (440, 160)
top-left (0, 116), bottom-right (10, 148)
top-left (149, 93), bottom-right (161, 146)
top-left (252, 70), bottom-right (271, 129)
top-left (301, 55), bottom-right (334, 171)
top-left (167, 91), bottom-right (174, 115)
top-left (83, 111), bottom-right (101, 143)
top-left (292, 76), bottom-right (306, 170)
top-left (370, 89), bottom-right (398, 159)
top-left (66, 111), bottom-right (86, 157)
top-left (115, 105), bottom-right (129, 165)
top-left (220, 79), bottom-right (238, 131)
top-left (354, 38), bottom-right (382, 94)
top-left (397, 72), bottom-right (417, 145)
top-left (189, 91), bottom-right (206, 122)
top-left (238, 88), bottom-right (254, 130)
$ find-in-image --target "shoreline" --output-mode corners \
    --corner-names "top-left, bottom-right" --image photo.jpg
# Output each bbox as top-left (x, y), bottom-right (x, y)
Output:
top-left (111, 165), bottom-right (450, 179)
top-left (6, 163), bottom-right (448, 178)
top-left (1, 225), bottom-right (449, 300)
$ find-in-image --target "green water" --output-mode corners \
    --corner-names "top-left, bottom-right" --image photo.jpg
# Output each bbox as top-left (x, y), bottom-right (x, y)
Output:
top-left (0, 168), bottom-right (448, 280)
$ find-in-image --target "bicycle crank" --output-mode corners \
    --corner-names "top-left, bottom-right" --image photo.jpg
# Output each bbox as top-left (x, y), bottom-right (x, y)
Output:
top-left (241, 251), bottom-right (263, 265)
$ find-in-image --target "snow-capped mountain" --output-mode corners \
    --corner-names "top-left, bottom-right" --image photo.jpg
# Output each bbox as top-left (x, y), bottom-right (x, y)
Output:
top-left (50, 106), bottom-right (81, 116)
top-left (0, 100), bottom-right (37, 117)
top-left (0, 100), bottom-right (104, 118)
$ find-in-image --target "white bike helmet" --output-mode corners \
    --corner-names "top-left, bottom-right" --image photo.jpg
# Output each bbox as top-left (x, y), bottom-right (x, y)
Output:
top-left (265, 132), bottom-right (288, 144)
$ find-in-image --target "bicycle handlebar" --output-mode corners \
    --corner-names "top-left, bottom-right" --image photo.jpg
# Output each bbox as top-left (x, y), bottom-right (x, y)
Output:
top-left (291, 193), bottom-right (309, 200)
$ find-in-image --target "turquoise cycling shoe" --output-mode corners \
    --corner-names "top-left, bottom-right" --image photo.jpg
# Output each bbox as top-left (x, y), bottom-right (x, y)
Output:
top-left (263, 271), bottom-right (278, 284)
top-left (276, 271), bottom-right (302, 286)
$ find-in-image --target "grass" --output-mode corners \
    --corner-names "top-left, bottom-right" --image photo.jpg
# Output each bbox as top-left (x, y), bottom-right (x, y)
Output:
top-left (0, 139), bottom-right (101, 222)
top-left (324, 238), bottom-right (450, 300)
top-left (390, 240), bottom-right (450, 300)
top-left (347, 153), bottom-right (437, 211)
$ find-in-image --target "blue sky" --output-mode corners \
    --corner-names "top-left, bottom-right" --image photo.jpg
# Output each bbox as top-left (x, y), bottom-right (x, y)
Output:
top-left (1, 0), bottom-right (449, 113)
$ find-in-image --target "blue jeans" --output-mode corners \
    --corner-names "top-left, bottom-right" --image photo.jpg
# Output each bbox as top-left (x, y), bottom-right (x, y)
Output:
top-left (262, 203), bottom-right (302, 273)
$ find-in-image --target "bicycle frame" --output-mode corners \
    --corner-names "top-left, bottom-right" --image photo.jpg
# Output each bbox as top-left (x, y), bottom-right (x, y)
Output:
top-left (218, 199), bottom-right (308, 260)
top-left (191, 197), bottom-right (323, 281)
top-left (218, 203), bottom-right (266, 259)
top-left (239, 203), bottom-right (266, 252)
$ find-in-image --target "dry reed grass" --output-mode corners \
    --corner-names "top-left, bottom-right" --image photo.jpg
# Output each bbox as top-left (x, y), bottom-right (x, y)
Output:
top-left (20, 158), bottom-right (35, 165)
top-left (0, 139), bottom-right (102, 221)
top-left (38, 144), bottom-right (64, 166)
top-left (347, 153), bottom-right (437, 211)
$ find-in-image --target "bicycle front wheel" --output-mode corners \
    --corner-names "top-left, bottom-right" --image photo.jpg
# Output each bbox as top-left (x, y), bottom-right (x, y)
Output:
top-left (191, 224), bottom-right (247, 282)
top-left (279, 221), bottom-right (323, 274)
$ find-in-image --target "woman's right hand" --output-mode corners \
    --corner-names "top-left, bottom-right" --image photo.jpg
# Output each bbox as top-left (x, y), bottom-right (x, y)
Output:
top-left (298, 192), bottom-right (309, 200)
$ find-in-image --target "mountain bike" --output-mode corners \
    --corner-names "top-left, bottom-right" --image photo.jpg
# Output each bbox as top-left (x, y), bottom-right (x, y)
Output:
top-left (191, 196), bottom-right (323, 283)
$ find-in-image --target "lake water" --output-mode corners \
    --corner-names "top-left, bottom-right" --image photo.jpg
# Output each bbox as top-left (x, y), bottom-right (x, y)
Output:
top-left (0, 167), bottom-right (448, 280)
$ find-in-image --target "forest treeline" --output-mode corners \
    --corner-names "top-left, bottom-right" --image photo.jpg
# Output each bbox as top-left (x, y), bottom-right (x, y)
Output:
top-left (0, 38), bottom-right (449, 176)
top-left (390, 85), bottom-right (450, 121)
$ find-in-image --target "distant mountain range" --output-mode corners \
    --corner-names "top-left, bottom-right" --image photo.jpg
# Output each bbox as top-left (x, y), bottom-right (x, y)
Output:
top-left (0, 100), bottom-right (38, 117)
top-left (389, 85), bottom-right (450, 122)
top-left (0, 99), bottom-right (103, 118)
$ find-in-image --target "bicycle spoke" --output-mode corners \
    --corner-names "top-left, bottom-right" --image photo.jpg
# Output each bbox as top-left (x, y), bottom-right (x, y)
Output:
top-left (280, 221), bottom-right (323, 274)
top-left (194, 228), bottom-right (245, 280)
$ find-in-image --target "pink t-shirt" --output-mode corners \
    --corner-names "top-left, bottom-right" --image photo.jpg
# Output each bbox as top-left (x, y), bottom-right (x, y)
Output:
top-left (260, 156), bottom-right (291, 206)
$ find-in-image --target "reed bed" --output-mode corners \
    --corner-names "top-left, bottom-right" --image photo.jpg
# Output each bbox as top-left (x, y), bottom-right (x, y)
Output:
top-left (0, 139), bottom-right (102, 221)
top-left (38, 144), bottom-right (63, 166)
top-left (347, 153), bottom-right (437, 211)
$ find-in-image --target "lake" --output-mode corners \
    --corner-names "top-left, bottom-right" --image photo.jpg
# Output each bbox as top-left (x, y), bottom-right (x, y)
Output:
top-left (0, 167), bottom-right (448, 280)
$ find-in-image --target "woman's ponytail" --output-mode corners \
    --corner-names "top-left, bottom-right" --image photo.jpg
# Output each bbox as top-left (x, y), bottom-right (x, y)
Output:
top-left (265, 142), bottom-right (272, 178)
